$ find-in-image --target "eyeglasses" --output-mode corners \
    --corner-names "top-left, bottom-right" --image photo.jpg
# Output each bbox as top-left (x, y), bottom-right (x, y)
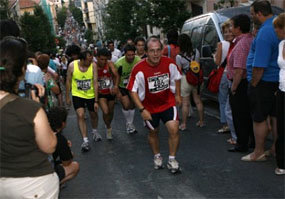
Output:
top-left (147, 49), bottom-right (162, 54)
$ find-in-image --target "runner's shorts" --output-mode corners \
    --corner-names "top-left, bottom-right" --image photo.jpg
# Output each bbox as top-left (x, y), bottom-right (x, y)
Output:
top-left (144, 106), bottom-right (179, 130)
top-left (72, 96), bottom-right (95, 112)
top-left (98, 93), bottom-right (116, 101)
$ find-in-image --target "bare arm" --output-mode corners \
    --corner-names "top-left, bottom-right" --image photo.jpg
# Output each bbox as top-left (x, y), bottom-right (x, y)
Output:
top-left (109, 61), bottom-right (119, 94)
top-left (130, 91), bottom-right (152, 121)
top-left (214, 42), bottom-right (223, 66)
top-left (231, 68), bottom-right (244, 93)
top-left (66, 62), bottom-right (74, 105)
top-left (34, 108), bottom-right (57, 154)
top-left (175, 79), bottom-right (182, 107)
top-left (251, 67), bottom-right (264, 87)
top-left (93, 62), bottom-right (99, 111)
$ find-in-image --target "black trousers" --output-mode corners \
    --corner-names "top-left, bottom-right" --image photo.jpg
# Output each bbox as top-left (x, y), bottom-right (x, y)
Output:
top-left (276, 89), bottom-right (284, 169)
top-left (229, 79), bottom-right (254, 148)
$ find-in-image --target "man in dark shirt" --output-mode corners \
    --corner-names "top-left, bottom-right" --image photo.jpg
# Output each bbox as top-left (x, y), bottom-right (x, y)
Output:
top-left (47, 107), bottom-right (79, 185)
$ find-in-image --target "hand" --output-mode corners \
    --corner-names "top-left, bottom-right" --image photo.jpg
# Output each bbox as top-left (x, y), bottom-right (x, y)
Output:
top-left (67, 140), bottom-right (72, 147)
top-left (94, 102), bottom-right (99, 112)
top-left (175, 95), bottom-right (182, 107)
top-left (231, 86), bottom-right (236, 95)
top-left (31, 84), bottom-right (45, 102)
top-left (141, 109), bottom-right (152, 121)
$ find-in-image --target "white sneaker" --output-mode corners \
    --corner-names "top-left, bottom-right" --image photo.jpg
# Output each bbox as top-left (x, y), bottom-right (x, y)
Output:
top-left (106, 128), bottom-right (113, 140)
top-left (92, 132), bottom-right (102, 142)
top-left (167, 159), bottom-right (181, 174)
top-left (154, 155), bottom-right (163, 169)
top-left (126, 123), bottom-right (137, 134)
top-left (81, 141), bottom-right (90, 152)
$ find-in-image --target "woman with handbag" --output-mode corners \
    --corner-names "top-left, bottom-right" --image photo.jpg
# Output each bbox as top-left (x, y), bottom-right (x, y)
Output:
top-left (176, 34), bottom-right (204, 130)
top-left (214, 20), bottom-right (236, 145)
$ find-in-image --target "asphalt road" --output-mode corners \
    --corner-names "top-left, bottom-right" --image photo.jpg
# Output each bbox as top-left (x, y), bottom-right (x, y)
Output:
top-left (59, 101), bottom-right (284, 199)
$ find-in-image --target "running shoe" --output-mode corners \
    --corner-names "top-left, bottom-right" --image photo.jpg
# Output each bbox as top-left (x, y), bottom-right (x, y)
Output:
top-left (154, 155), bottom-right (163, 169)
top-left (127, 123), bottom-right (137, 134)
top-left (81, 141), bottom-right (90, 152)
top-left (92, 132), bottom-right (102, 142)
top-left (106, 128), bottom-right (113, 140)
top-left (167, 159), bottom-right (181, 174)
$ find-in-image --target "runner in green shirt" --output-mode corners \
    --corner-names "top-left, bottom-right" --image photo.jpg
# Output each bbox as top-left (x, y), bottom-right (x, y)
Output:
top-left (115, 44), bottom-right (141, 134)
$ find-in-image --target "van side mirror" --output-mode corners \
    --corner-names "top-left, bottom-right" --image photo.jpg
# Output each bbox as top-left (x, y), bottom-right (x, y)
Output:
top-left (202, 45), bottom-right (213, 58)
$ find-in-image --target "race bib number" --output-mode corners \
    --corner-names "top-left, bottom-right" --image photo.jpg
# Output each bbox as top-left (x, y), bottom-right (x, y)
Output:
top-left (123, 76), bottom-right (129, 86)
top-left (76, 79), bottom-right (91, 91)
top-left (99, 78), bottom-right (111, 90)
top-left (148, 73), bottom-right (169, 93)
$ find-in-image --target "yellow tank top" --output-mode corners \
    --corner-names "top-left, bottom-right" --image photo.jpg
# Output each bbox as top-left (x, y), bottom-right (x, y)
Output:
top-left (71, 60), bottom-right (95, 99)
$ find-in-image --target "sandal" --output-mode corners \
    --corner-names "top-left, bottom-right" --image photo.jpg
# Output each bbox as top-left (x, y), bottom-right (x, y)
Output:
top-left (179, 124), bottom-right (186, 131)
top-left (196, 121), bottom-right (205, 127)
top-left (227, 138), bottom-right (236, 145)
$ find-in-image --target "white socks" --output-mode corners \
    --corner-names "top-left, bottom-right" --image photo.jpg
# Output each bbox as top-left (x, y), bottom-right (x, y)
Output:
top-left (169, 156), bottom-right (175, 160)
top-left (122, 108), bottom-right (135, 124)
top-left (83, 137), bottom-right (89, 143)
top-left (154, 153), bottom-right (161, 159)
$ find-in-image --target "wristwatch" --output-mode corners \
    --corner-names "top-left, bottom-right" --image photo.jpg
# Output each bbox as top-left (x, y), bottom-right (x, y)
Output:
top-left (139, 107), bottom-right (145, 113)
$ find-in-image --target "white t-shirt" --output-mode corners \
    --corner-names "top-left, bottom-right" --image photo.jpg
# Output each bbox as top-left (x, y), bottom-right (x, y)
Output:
top-left (278, 40), bottom-right (285, 92)
top-left (175, 49), bottom-right (200, 75)
top-left (112, 48), bottom-right (122, 58)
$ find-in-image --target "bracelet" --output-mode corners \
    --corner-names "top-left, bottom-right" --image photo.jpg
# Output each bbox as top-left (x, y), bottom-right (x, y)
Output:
top-left (139, 107), bottom-right (145, 113)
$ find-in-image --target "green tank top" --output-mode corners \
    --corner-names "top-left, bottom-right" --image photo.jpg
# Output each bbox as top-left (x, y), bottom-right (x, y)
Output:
top-left (115, 56), bottom-right (141, 88)
top-left (71, 60), bottom-right (95, 99)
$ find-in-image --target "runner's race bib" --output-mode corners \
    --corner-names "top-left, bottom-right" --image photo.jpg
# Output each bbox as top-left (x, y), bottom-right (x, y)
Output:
top-left (76, 79), bottom-right (91, 91)
top-left (99, 78), bottom-right (111, 90)
top-left (148, 73), bottom-right (169, 93)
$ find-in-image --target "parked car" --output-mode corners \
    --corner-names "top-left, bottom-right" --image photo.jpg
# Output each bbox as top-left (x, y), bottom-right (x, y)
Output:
top-left (181, 5), bottom-right (284, 100)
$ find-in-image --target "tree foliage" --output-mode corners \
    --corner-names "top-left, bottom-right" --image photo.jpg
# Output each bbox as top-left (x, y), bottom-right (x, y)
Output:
top-left (57, 7), bottom-right (68, 28)
top-left (84, 29), bottom-right (94, 45)
top-left (69, 1), bottom-right (83, 26)
top-left (20, 6), bottom-right (56, 53)
top-left (103, 0), bottom-right (191, 41)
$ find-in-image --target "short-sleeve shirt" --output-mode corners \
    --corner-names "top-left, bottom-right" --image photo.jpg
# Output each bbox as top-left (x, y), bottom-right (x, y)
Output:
top-left (127, 57), bottom-right (181, 114)
top-left (114, 56), bottom-right (141, 88)
top-left (52, 132), bottom-right (73, 164)
top-left (227, 33), bottom-right (253, 80)
top-left (247, 16), bottom-right (280, 82)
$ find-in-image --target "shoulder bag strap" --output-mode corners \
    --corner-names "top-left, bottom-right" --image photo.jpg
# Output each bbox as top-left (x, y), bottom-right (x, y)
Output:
top-left (0, 93), bottom-right (18, 110)
top-left (167, 45), bottom-right (171, 58)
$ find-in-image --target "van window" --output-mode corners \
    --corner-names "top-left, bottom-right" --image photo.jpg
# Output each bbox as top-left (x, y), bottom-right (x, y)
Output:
top-left (190, 26), bottom-right (203, 50)
top-left (202, 24), bottom-right (219, 54)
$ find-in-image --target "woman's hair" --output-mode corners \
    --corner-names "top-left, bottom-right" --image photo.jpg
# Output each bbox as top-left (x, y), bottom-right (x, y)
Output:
top-left (221, 20), bottom-right (231, 34)
top-left (167, 29), bottom-right (178, 45)
top-left (177, 34), bottom-right (193, 57)
top-left (273, 13), bottom-right (285, 29)
top-left (0, 37), bottom-right (28, 93)
top-left (37, 54), bottom-right (50, 71)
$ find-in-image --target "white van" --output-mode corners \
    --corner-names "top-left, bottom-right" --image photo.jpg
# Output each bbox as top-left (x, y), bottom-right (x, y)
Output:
top-left (181, 5), bottom-right (283, 100)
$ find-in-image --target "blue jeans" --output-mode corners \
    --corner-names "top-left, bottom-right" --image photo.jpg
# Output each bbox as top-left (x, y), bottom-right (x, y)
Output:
top-left (218, 72), bottom-right (228, 124)
top-left (226, 79), bottom-right (237, 141)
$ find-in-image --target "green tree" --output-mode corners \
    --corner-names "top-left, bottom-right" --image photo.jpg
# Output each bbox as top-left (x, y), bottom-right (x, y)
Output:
top-left (69, 1), bottom-right (83, 26)
top-left (57, 7), bottom-right (68, 28)
top-left (103, 0), bottom-right (191, 41)
top-left (147, 0), bottom-right (191, 33)
top-left (84, 29), bottom-right (94, 45)
top-left (0, 0), bottom-right (10, 19)
top-left (20, 6), bottom-right (56, 53)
